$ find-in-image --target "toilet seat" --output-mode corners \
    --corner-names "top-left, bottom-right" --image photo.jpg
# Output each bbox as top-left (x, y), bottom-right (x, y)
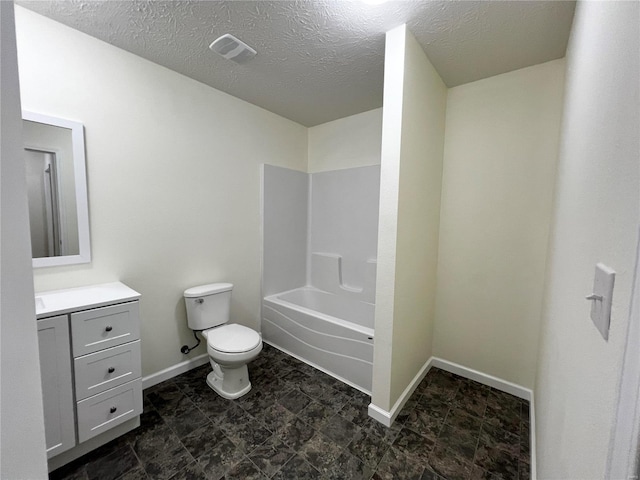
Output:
top-left (203, 324), bottom-right (261, 353)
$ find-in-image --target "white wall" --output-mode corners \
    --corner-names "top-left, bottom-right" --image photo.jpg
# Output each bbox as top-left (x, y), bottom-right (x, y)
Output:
top-left (16, 7), bottom-right (308, 377)
top-left (372, 24), bottom-right (447, 411)
top-left (0, 1), bottom-right (48, 477)
top-left (262, 164), bottom-right (380, 301)
top-left (535, 1), bottom-right (639, 478)
top-left (262, 165), bottom-right (308, 297)
top-left (309, 166), bottom-right (380, 291)
top-left (308, 108), bottom-right (382, 173)
top-left (433, 59), bottom-right (565, 388)
top-left (306, 109), bottom-right (383, 298)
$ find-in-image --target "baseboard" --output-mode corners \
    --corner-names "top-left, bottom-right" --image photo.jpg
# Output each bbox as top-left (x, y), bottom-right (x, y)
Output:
top-left (368, 356), bottom-right (433, 427)
top-left (141, 351), bottom-right (537, 476)
top-left (142, 353), bottom-right (209, 390)
top-left (370, 356), bottom-right (536, 477)
top-left (366, 356), bottom-right (536, 476)
top-left (368, 403), bottom-right (393, 427)
top-left (433, 358), bottom-right (536, 479)
top-left (430, 357), bottom-right (533, 401)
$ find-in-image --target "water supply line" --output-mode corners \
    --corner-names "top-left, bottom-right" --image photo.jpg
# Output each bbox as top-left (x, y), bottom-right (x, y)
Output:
top-left (180, 330), bottom-right (201, 354)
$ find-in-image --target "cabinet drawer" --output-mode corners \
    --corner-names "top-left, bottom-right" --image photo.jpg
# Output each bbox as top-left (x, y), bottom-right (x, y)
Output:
top-left (71, 301), bottom-right (140, 356)
top-left (76, 378), bottom-right (142, 443)
top-left (74, 340), bottom-right (141, 401)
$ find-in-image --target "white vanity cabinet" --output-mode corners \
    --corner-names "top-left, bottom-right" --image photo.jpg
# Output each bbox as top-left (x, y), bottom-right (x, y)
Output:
top-left (36, 282), bottom-right (142, 471)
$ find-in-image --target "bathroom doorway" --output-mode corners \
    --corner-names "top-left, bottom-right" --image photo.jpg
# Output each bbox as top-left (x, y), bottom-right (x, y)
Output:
top-left (25, 148), bottom-right (62, 258)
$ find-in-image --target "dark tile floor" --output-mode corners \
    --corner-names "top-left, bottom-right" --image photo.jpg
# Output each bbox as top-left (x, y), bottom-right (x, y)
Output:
top-left (51, 344), bottom-right (530, 480)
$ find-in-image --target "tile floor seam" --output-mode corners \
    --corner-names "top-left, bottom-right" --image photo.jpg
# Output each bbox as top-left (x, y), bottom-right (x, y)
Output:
top-left (471, 418), bottom-right (486, 473)
top-left (174, 433), bottom-right (200, 472)
top-left (127, 441), bottom-right (147, 477)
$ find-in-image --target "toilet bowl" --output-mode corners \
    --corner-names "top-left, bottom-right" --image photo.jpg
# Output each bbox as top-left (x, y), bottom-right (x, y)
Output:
top-left (184, 283), bottom-right (262, 399)
top-left (201, 324), bottom-right (262, 399)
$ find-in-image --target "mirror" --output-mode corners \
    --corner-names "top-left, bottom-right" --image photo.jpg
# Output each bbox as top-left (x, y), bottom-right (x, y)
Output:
top-left (23, 111), bottom-right (91, 268)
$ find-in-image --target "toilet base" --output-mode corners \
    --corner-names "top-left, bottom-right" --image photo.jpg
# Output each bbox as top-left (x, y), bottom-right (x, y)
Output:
top-left (206, 363), bottom-right (251, 400)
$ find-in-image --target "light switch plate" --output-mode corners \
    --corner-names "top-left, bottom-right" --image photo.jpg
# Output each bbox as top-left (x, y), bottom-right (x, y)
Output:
top-left (589, 263), bottom-right (616, 340)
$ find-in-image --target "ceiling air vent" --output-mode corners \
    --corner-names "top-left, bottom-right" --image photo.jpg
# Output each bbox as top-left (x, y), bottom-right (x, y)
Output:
top-left (209, 34), bottom-right (257, 63)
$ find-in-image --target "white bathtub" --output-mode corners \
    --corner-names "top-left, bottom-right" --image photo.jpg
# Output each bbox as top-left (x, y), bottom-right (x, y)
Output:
top-left (262, 287), bottom-right (374, 393)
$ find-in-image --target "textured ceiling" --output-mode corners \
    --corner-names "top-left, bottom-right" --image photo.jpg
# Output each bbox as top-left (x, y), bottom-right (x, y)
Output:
top-left (17, 0), bottom-right (575, 127)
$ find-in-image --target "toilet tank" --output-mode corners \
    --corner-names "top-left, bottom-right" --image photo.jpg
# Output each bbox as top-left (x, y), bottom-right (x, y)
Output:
top-left (184, 283), bottom-right (233, 331)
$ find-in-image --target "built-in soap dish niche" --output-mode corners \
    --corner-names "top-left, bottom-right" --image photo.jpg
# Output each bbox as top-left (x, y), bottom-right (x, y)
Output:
top-left (310, 252), bottom-right (376, 303)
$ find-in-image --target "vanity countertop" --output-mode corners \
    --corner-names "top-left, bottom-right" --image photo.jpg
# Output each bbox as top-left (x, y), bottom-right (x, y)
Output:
top-left (35, 282), bottom-right (141, 319)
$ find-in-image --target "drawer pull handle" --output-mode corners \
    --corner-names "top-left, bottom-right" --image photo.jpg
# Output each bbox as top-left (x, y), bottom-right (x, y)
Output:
top-left (105, 326), bottom-right (113, 332)
top-left (108, 367), bottom-right (115, 373)
top-left (110, 406), bottom-right (117, 414)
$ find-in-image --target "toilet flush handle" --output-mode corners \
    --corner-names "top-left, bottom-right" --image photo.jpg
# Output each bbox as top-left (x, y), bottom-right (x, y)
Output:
top-left (196, 298), bottom-right (204, 304)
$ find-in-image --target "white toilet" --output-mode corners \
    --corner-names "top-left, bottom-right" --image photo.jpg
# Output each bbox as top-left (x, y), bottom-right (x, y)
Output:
top-left (184, 283), bottom-right (262, 399)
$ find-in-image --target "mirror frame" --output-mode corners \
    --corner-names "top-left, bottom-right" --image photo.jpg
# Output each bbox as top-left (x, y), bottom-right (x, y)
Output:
top-left (23, 111), bottom-right (91, 268)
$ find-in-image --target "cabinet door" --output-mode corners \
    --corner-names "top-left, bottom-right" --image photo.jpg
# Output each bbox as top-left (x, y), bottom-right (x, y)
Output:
top-left (38, 315), bottom-right (76, 458)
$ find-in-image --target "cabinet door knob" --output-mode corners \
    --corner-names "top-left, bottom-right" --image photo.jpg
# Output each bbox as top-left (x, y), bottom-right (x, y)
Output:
top-left (105, 325), bottom-right (113, 332)
top-left (110, 406), bottom-right (117, 413)
top-left (108, 367), bottom-right (115, 373)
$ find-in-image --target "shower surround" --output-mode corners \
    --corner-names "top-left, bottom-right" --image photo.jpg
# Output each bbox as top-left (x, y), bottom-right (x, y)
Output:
top-left (261, 164), bottom-right (380, 393)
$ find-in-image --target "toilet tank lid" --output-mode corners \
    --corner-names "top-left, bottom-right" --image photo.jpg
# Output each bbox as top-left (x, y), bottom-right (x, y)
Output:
top-left (184, 283), bottom-right (233, 298)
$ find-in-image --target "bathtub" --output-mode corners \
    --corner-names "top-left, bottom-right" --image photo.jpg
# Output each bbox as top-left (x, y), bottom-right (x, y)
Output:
top-left (262, 287), bottom-right (374, 393)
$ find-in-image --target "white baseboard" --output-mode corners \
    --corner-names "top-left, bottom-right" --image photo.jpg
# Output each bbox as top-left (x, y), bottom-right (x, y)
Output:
top-left (430, 357), bottom-right (533, 401)
top-left (368, 403), bottom-right (393, 427)
top-left (431, 358), bottom-right (536, 478)
top-left (142, 353), bottom-right (209, 390)
top-left (368, 357), bottom-right (433, 427)
top-left (367, 356), bottom-right (536, 478)
top-left (141, 352), bottom-right (537, 477)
